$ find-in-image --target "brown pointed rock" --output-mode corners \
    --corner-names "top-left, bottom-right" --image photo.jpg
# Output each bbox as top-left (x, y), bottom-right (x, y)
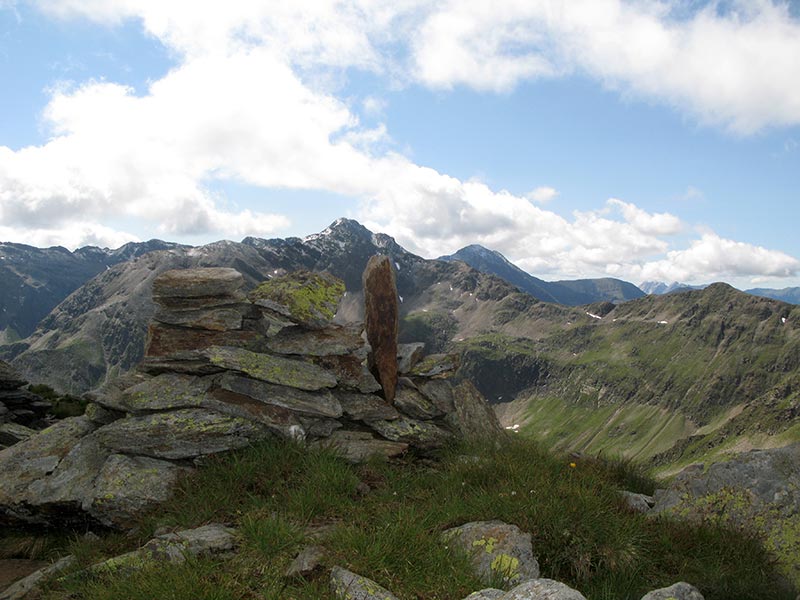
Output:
top-left (363, 255), bottom-right (399, 402)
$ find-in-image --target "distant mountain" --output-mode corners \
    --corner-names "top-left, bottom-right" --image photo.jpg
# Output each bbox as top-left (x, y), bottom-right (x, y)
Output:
top-left (0, 240), bottom-right (182, 344)
top-left (746, 287), bottom-right (800, 305)
top-left (639, 281), bottom-right (707, 295)
top-left (439, 244), bottom-right (644, 305)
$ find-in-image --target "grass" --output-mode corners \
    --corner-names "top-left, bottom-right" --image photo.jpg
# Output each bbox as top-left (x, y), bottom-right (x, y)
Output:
top-left (13, 436), bottom-right (794, 600)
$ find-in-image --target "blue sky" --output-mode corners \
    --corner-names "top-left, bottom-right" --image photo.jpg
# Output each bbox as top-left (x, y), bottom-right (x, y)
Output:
top-left (1, 1), bottom-right (799, 289)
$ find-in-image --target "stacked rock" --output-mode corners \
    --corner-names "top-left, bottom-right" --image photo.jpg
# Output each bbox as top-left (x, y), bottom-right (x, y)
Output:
top-left (0, 265), bottom-right (504, 529)
top-left (0, 360), bottom-right (51, 448)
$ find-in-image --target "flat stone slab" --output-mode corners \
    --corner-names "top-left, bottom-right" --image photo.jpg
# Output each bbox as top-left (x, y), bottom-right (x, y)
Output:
top-left (217, 373), bottom-right (342, 418)
top-left (330, 566), bottom-right (400, 600)
top-left (113, 373), bottom-right (212, 412)
top-left (153, 268), bottom-right (244, 299)
top-left (336, 391), bottom-right (400, 422)
top-left (311, 355), bottom-right (381, 393)
top-left (203, 346), bottom-right (337, 391)
top-left (94, 408), bottom-right (271, 459)
top-left (145, 323), bottom-right (262, 357)
top-left (410, 353), bottom-right (460, 378)
top-left (154, 305), bottom-right (254, 331)
top-left (393, 386), bottom-right (444, 420)
top-left (267, 324), bottom-right (366, 357)
top-left (442, 520), bottom-right (539, 587)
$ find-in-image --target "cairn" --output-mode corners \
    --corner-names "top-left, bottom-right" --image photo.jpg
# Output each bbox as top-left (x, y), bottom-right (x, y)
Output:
top-left (0, 262), bottom-right (503, 528)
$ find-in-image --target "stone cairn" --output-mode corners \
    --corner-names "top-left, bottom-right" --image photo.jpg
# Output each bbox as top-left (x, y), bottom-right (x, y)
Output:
top-left (0, 263), bottom-right (503, 529)
top-left (0, 360), bottom-right (51, 449)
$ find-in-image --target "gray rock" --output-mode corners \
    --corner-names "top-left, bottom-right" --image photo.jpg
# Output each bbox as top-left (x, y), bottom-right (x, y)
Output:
top-left (285, 545), bottom-right (326, 578)
top-left (446, 381), bottom-right (505, 442)
top-left (298, 417), bottom-right (343, 439)
top-left (0, 422), bottom-right (37, 446)
top-left (267, 324), bottom-right (366, 358)
top-left (330, 566), bottom-right (400, 600)
top-left (217, 372), bottom-right (342, 418)
top-left (0, 417), bottom-right (95, 506)
top-left (85, 371), bottom-right (151, 410)
top-left (152, 268), bottom-right (244, 300)
top-left (500, 579), bottom-right (587, 600)
top-left (203, 387), bottom-right (306, 440)
top-left (153, 305), bottom-right (254, 331)
top-left (145, 322), bottom-right (264, 357)
top-left (94, 409), bottom-right (271, 459)
top-left (202, 346), bottom-right (337, 391)
top-left (620, 490), bottom-right (655, 513)
top-left (442, 520), bottom-right (539, 587)
top-left (114, 373), bottom-right (212, 412)
top-left (0, 360), bottom-right (26, 390)
top-left (640, 582), bottom-right (704, 600)
top-left (336, 391), bottom-right (400, 422)
top-left (311, 355), bottom-right (382, 393)
top-left (85, 454), bottom-right (188, 528)
top-left (83, 402), bottom-right (123, 426)
top-left (0, 555), bottom-right (75, 600)
top-left (367, 417), bottom-right (452, 451)
top-left (463, 590), bottom-right (506, 600)
top-left (393, 386), bottom-right (444, 420)
top-left (397, 343), bottom-right (426, 374)
top-left (93, 524), bottom-right (236, 573)
top-left (318, 430), bottom-right (407, 463)
top-left (418, 379), bottom-right (456, 414)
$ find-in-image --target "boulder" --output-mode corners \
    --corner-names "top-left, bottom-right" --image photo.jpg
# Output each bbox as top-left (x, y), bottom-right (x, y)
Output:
top-left (619, 491), bottom-right (654, 513)
top-left (446, 381), bottom-right (506, 442)
top-left (640, 582), bottom-right (704, 600)
top-left (363, 255), bottom-right (399, 402)
top-left (86, 454), bottom-right (188, 528)
top-left (248, 270), bottom-right (345, 329)
top-left (442, 521), bottom-right (539, 587)
top-left (330, 566), bottom-right (401, 600)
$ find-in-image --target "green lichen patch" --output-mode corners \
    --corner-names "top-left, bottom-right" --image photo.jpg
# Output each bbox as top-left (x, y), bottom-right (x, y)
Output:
top-left (248, 270), bottom-right (345, 329)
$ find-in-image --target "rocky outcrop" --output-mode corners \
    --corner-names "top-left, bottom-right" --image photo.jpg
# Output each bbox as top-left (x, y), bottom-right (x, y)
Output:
top-left (650, 444), bottom-right (800, 586)
top-left (0, 361), bottom-right (51, 440)
top-left (0, 267), bottom-right (504, 528)
top-left (363, 255), bottom-right (399, 402)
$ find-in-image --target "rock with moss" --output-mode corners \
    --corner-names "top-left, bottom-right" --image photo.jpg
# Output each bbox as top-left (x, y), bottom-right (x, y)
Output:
top-left (640, 582), bottom-right (704, 600)
top-left (367, 416), bottom-right (452, 451)
top-left (86, 454), bottom-right (189, 528)
top-left (462, 591), bottom-right (505, 600)
top-left (94, 408), bottom-right (272, 460)
top-left (248, 270), bottom-right (345, 330)
top-left (202, 346), bottom-right (337, 391)
top-left (310, 355), bottom-right (382, 393)
top-left (392, 384), bottom-right (444, 420)
top-left (442, 520), bottom-right (539, 588)
top-left (651, 444), bottom-right (800, 586)
top-left (330, 566), bottom-right (401, 600)
top-left (500, 579), bottom-right (586, 600)
top-left (397, 342), bottom-right (426, 374)
top-left (336, 391), bottom-right (400, 422)
top-left (113, 373), bottom-right (212, 412)
top-left (0, 422), bottom-right (37, 447)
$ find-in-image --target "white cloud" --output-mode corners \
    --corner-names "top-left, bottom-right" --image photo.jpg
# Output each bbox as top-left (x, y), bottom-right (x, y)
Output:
top-left (526, 186), bottom-right (558, 204)
top-left (0, 0), bottom-right (795, 288)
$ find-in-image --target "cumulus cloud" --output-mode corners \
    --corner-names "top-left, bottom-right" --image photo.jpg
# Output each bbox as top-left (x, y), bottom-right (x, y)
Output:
top-left (0, 0), bottom-right (796, 286)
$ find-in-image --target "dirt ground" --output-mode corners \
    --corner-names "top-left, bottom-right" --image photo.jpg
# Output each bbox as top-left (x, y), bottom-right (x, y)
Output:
top-left (0, 558), bottom-right (48, 590)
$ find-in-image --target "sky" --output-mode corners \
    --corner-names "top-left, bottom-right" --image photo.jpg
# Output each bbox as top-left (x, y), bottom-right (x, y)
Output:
top-left (1, 1), bottom-right (799, 289)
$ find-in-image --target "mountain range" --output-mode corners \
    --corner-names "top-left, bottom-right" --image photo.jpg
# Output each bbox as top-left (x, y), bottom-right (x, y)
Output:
top-left (1, 217), bottom-right (798, 472)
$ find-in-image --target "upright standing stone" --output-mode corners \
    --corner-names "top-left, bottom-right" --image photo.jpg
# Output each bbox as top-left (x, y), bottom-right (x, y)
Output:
top-left (362, 255), bottom-right (399, 402)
